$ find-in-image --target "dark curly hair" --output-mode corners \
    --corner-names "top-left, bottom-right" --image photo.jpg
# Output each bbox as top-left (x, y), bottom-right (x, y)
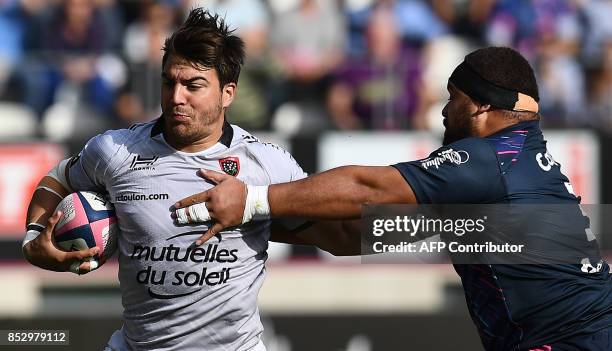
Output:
top-left (162, 8), bottom-right (245, 89)
top-left (464, 46), bottom-right (539, 101)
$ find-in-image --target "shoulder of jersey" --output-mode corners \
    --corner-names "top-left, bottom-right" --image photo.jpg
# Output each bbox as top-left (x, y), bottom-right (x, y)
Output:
top-left (446, 137), bottom-right (496, 157)
top-left (101, 120), bottom-right (157, 144)
top-left (230, 124), bottom-right (291, 157)
top-left (86, 120), bottom-right (157, 158)
top-left (127, 120), bottom-right (157, 136)
top-left (447, 136), bottom-right (490, 149)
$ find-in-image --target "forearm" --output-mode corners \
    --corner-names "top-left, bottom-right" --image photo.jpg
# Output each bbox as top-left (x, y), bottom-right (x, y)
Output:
top-left (21, 160), bottom-right (98, 274)
top-left (173, 166), bottom-right (415, 245)
top-left (23, 176), bottom-right (69, 263)
top-left (26, 177), bottom-right (69, 226)
top-left (268, 166), bottom-right (415, 219)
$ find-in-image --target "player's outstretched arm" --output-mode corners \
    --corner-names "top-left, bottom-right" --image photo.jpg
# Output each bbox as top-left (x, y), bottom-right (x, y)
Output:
top-left (267, 165), bottom-right (416, 218)
top-left (173, 166), bottom-right (416, 245)
top-left (23, 168), bottom-right (99, 274)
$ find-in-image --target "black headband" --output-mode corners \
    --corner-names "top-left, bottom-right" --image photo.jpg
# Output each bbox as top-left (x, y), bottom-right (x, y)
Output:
top-left (449, 62), bottom-right (538, 113)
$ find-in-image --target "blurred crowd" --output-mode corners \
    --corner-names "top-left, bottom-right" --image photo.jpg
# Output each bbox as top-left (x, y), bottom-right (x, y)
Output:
top-left (2, 0), bottom-right (612, 142)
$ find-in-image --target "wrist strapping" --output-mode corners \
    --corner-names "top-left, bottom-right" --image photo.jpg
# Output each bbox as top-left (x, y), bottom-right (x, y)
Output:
top-left (22, 223), bottom-right (45, 248)
top-left (243, 185), bottom-right (270, 224)
top-left (69, 259), bottom-right (99, 275)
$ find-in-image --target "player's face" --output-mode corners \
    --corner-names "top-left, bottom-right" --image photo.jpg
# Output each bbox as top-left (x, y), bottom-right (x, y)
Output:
top-left (161, 55), bottom-right (235, 148)
top-left (442, 83), bottom-right (479, 145)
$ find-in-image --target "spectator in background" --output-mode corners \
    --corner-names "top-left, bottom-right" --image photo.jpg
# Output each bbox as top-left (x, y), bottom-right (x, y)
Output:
top-left (18, 0), bottom-right (129, 146)
top-left (346, 0), bottom-right (447, 57)
top-left (0, 1), bottom-right (29, 75)
top-left (587, 40), bottom-right (612, 133)
top-left (431, 0), bottom-right (497, 45)
top-left (486, 0), bottom-right (585, 127)
top-left (352, 0), bottom-right (492, 132)
top-left (413, 36), bottom-right (472, 132)
top-left (191, 0), bottom-right (269, 58)
top-left (0, 0), bottom-right (48, 104)
top-left (327, 6), bottom-right (421, 130)
top-left (579, 0), bottom-right (612, 132)
top-left (95, 0), bottom-right (125, 53)
top-left (35, 0), bottom-right (125, 118)
top-left (269, 0), bottom-right (345, 133)
top-left (579, 0), bottom-right (612, 67)
top-left (118, 1), bottom-right (177, 125)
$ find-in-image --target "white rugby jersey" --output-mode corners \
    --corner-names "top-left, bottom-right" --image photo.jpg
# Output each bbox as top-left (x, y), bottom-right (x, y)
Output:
top-left (67, 119), bottom-right (306, 351)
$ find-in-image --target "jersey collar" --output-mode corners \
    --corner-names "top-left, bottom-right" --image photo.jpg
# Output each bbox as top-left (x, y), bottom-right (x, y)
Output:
top-left (218, 120), bottom-right (234, 148)
top-left (488, 120), bottom-right (540, 138)
top-left (150, 116), bottom-right (234, 148)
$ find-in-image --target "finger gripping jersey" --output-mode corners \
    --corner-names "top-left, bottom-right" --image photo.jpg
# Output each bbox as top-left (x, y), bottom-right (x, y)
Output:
top-left (67, 119), bottom-right (306, 351)
top-left (393, 121), bottom-right (612, 350)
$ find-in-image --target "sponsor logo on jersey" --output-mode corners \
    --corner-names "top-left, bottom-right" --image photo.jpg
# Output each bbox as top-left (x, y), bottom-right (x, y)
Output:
top-left (129, 155), bottom-right (158, 171)
top-left (420, 149), bottom-right (470, 170)
top-left (219, 157), bottom-right (240, 176)
top-left (115, 192), bottom-right (169, 202)
top-left (130, 231), bottom-right (237, 299)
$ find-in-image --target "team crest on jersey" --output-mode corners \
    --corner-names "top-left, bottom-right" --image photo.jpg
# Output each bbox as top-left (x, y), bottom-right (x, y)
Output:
top-left (219, 157), bottom-right (240, 176)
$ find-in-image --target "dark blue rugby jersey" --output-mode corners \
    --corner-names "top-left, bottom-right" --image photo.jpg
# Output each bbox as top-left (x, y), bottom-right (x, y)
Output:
top-left (393, 120), bottom-right (612, 351)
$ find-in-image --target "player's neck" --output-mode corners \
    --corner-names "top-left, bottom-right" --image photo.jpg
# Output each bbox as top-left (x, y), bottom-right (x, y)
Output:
top-left (164, 117), bottom-right (225, 153)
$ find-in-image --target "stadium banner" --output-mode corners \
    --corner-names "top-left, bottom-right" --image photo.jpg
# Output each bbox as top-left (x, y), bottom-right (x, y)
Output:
top-left (542, 131), bottom-right (600, 203)
top-left (360, 204), bottom-right (611, 265)
top-left (0, 144), bottom-right (65, 238)
top-left (318, 131), bottom-right (600, 203)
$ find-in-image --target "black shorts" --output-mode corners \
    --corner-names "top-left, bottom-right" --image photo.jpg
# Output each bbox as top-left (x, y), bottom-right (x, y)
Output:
top-left (528, 327), bottom-right (611, 351)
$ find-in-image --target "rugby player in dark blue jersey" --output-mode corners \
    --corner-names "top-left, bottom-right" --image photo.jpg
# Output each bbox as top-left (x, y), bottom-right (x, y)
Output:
top-left (174, 47), bottom-right (612, 350)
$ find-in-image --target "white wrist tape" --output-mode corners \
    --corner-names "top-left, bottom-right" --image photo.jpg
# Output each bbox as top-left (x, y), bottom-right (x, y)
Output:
top-left (22, 230), bottom-right (42, 248)
top-left (69, 259), bottom-right (99, 275)
top-left (175, 203), bottom-right (211, 224)
top-left (22, 223), bottom-right (45, 248)
top-left (243, 185), bottom-right (270, 224)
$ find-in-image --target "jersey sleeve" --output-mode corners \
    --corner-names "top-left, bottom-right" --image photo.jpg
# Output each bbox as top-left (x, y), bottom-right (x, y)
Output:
top-left (66, 130), bottom-right (128, 192)
top-left (392, 138), bottom-right (505, 204)
top-left (248, 142), bottom-right (309, 231)
top-left (250, 143), bottom-right (307, 184)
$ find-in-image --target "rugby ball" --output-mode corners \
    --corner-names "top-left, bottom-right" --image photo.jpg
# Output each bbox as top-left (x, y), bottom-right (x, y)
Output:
top-left (53, 191), bottom-right (118, 265)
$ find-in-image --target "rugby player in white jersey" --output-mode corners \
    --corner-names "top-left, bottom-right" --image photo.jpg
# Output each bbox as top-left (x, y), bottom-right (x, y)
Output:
top-left (22, 8), bottom-right (355, 350)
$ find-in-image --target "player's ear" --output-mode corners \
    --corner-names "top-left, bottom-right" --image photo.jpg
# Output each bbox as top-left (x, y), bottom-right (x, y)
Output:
top-left (221, 82), bottom-right (237, 109)
top-left (472, 103), bottom-right (492, 117)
